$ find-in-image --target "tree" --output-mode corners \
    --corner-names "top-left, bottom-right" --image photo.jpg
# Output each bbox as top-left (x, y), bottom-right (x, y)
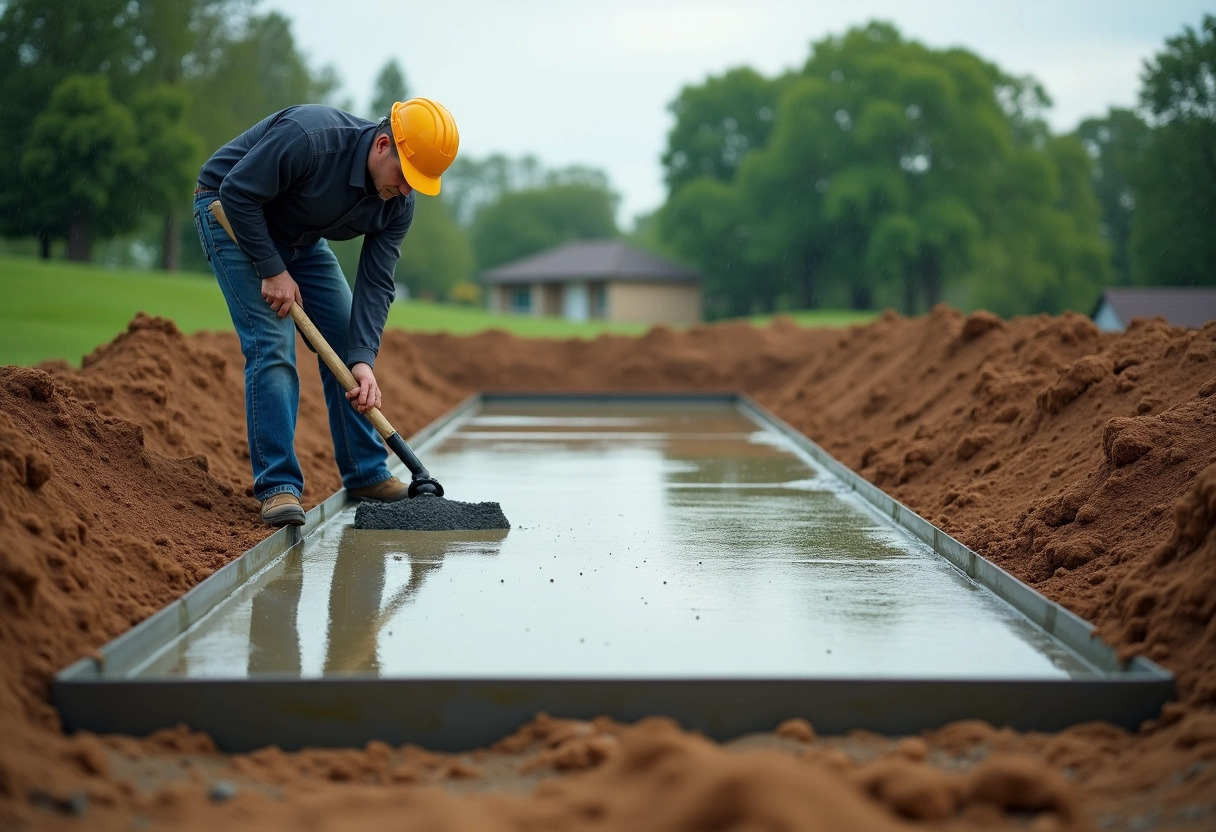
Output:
top-left (183, 12), bottom-right (341, 156)
top-left (627, 208), bottom-right (684, 264)
top-left (662, 66), bottom-right (789, 196)
top-left (369, 59), bottom-right (409, 119)
top-left (0, 0), bottom-right (294, 265)
top-left (659, 176), bottom-right (758, 317)
top-left (0, 0), bottom-right (142, 241)
top-left (441, 154), bottom-right (603, 226)
top-left (727, 75), bottom-right (837, 312)
top-left (1076, 109), bottom-right (1153, 285)
top-left (131, 85), bottom-right (205, 270)
top-left (443, 155), bottom-right (529, 225)
top-left (666, 23), bottom-right (1007, 314)
top-left (329, 197), bottom-right (474, 301)
top-left (393, 197), bottom-right (474, 299)
top-left (470, 183), bottom-right (619, 270)
top-left (656, 21), bottom-right (1113, 317)
top-left (1129, 15), bottom-right (1216, 286)
top-left (806, 26), bottom-right (1011, 312)
top-left (125, 0), bottom-right (255, 86)
top-left (21, 75), bottom-right (146, 261)
top-left (967, 136), bottom-right (1110, 316)
top-left (441, 154), bottom-right (616, 228)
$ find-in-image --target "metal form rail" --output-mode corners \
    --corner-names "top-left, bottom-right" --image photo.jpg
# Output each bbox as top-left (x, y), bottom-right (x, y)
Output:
top-left (55, 393), bottom-right (1172, 751)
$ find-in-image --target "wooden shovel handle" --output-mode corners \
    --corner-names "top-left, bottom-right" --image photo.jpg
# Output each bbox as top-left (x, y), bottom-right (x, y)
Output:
top-left (208, 200), bottom-right (396, 440)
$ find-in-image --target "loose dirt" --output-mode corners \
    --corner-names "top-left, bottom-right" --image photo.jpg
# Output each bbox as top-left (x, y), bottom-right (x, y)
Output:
top-left (1, 307), bottom-right (1214, 830)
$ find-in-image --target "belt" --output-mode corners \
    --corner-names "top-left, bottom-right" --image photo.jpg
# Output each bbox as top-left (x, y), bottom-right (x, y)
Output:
top-left (194, 186), bottom-right (218, 196)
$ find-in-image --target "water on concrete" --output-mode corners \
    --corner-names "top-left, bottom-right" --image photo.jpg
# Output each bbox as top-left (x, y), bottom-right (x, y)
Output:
top-left (136, 400), bottom-right (1096, 680)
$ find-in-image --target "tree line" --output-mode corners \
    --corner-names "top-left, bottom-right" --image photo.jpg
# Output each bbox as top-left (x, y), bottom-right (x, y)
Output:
top-left (653, 17), bottom-right (1216, 317)
top-left (2, 3), bottom-right (1211, 318)
top-left (0, 0), bottom-right (340, 267)
top-left (0, 0), bottom-right (618, 298)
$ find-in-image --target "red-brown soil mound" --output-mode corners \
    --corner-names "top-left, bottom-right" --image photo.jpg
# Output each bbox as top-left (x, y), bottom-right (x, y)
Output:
top-left (1, 308), bottom-right (1214, 829)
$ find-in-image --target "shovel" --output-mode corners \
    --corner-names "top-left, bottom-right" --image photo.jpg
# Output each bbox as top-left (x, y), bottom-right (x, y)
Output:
top-left (207, 200), bottom-right (443, 499)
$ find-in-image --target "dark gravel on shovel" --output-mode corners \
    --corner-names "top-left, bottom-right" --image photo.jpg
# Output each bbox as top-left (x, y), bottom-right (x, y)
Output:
top-left (353, 495), bottom-right (510, 531)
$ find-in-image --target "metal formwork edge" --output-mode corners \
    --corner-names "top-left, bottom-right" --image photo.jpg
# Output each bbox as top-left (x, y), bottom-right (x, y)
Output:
top-left (54, 391), bottom-right (1174, 750)
top-left (732, 393), bottom-right (1170, 680)
top-left (54, 677), bottom-right (1170, 752)
top-left (57, 393), bottom-right (482, 682)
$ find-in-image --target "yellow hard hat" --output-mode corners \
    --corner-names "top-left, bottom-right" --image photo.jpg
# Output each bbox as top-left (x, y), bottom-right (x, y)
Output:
top-left (390, 98), bottom-right (459, 196)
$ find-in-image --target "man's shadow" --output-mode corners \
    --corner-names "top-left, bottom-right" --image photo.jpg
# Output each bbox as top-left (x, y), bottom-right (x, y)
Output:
top-left (247, 526), bottom-right (507, 676)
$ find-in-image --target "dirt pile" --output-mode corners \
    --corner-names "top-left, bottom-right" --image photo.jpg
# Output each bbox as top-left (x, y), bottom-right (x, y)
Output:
top-left (408, 316), bottom-right (832, 397)
top-left (36, 314), bottom-right (459, 505)
top-left (1, 307), bottom-right (1214, 829)
top-left (768, 309), bottom-right (1216, 707)
top-left (0, 316), bottom-right (458, 821)
top-left (0, 361), bottom-right (255, 810)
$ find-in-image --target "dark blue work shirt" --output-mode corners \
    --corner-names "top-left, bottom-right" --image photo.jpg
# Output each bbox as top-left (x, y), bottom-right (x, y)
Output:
top-left (198, 105), bottom-right (413, 368)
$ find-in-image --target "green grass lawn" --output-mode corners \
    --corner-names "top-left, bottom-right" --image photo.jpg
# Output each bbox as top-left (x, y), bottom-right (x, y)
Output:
top-left (0, 254), bottom-right (877, 367)
top-left (743, 310), bottom-right (879, 329)
top-left (0, 256), bottom-right (234, 367)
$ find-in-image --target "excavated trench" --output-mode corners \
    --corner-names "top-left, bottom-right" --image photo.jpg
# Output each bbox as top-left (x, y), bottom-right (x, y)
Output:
top-left (55, 394), bottom-right (1171, 750)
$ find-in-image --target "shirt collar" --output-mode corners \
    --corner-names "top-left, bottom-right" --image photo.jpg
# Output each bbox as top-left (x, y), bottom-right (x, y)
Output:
top-left (351, 125), bottom-right (377, 191)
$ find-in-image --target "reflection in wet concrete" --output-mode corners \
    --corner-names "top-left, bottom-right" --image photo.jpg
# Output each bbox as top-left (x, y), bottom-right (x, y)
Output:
top-left (323, 528), bottom-right (389, 675)
top-left (139, 401), bottom-right (1096, 681)
top-left (247, 547), bottom-right (303, 675)
top-left (142, 524), bottom-right (506, 678)
top-left (323, 528), bottom-right (506, 674)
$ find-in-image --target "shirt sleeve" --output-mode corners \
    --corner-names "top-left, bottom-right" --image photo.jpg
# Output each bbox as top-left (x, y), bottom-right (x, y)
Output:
top-left (216, 120), bottom-right (314, 278)
top-left (347, 198), bottom-right (414, 368)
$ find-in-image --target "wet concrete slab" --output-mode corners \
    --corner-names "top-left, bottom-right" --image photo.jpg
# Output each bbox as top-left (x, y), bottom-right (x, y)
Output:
top-left (136, 400), bottom-right (1096, 680)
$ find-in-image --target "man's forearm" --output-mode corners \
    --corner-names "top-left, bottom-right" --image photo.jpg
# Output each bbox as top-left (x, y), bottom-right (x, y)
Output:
top-left (348, 218), bottom-right (409, 367)
top-left (348, 269), bottom-right (395, 368)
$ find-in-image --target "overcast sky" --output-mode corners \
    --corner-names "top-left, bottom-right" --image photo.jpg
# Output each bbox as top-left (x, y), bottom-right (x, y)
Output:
top-left (262, 0), bottom-right (1210, 227)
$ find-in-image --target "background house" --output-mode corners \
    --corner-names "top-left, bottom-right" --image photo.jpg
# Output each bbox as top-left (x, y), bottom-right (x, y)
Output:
top-left (481, 239), bottom-right (702, 324)
top-left (1091, 287), bottom-right (1216, 331)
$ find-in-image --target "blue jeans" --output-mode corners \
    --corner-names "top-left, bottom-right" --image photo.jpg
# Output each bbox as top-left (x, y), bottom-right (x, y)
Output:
top-left (193, 192), bottom-right (391, 501)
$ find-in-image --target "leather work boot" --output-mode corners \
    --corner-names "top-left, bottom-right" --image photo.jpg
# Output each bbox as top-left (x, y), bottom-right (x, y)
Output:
top-left (260, 493), bottom-right (306, 527)
top-left (348, 476), bottom-right (410, 502)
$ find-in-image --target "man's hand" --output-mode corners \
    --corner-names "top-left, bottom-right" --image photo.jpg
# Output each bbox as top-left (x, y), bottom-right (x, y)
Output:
top-left (262, 271), bottom-right (303, 318)
top-left (347, 362), bottom-right (382, 413)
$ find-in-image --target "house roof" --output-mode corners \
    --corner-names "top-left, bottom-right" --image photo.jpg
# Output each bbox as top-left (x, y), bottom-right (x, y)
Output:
top-left (481, 239), bottom-right (700, 285)
top-left (1092, 287), bottom-right (1216, 329)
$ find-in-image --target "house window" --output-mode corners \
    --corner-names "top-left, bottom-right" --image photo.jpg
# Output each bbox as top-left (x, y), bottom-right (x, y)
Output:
top-left (589, 282), bottom-right (606, 319)
top-left (508, 286), bottom-right (531, 314)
